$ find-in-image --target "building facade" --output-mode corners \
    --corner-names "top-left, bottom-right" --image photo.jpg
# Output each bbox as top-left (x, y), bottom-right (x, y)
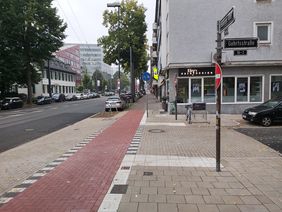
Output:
top-left (153, 0), bottom-right (282, 114)
top-left (79, 44), bottom-right (113, 79)
top-left (40, 58), bottom-right (76, 96)
top-left (55, 44), bottom-right (81, 85)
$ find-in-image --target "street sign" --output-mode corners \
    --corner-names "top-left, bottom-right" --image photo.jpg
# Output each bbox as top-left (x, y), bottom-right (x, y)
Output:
top-left (234, 50), bottom-right (247, 56)
top-left (215, 63), bottom-right (222, 90)
top-left (219, 7), bottom-right (235, 32)
top-left (153, 66), bottom-right (159, 80)
top-left (224, 37), bottom-right (259, 49)
top-left (142, 72), bottom-right (151, 81)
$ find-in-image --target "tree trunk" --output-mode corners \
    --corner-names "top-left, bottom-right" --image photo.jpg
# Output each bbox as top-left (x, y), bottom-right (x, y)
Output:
top-left (26, 64), bottom-right (33, 105)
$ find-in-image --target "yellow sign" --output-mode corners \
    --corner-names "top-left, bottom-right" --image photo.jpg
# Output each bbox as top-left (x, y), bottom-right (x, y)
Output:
top-left (153, 66), bottom-right (159, 81)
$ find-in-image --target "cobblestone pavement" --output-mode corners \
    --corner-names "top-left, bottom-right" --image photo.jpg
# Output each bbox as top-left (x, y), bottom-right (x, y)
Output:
top-left (115, 94), bottom-right (282, 212)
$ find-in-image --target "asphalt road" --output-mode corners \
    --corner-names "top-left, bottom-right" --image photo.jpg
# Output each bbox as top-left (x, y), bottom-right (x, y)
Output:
top-left (0, 97), bottom-right (106, 153)
top-left (235, 126), bottom-right (282, 154)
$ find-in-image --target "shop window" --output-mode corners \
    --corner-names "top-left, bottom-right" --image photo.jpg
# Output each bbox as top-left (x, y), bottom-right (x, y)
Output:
top-left (250, 76), bottom-right (262, 102)
top-left (191, 78), bottom-right (202, 103)
top-left (271, 75), bottom-right (282, 99)
top-left (223, 77), bottom-right (235, 102)
top-left (204, 78), bottom-right (215, 103)
top-left (177, 79), bottom-right (189, 103)
top-left (237, 77), bottom-right (248, 102)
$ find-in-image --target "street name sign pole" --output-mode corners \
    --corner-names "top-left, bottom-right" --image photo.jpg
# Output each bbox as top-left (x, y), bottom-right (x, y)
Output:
top-left (142, 72), bottom-right (151, 118)
top-left (215, 7), bottom-right (235, 172)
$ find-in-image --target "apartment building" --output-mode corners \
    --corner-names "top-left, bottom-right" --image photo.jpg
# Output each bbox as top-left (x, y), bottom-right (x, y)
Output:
top-left (153, 0), bottom-right (282, 113)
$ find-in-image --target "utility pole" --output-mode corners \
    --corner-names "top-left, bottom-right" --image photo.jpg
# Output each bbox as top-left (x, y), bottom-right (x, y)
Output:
top-left (130, 46), bottom-right (135, 102)
top-left (47, 59), bottom-right (52, 97)
top-left (107, 2), bottom-right (121, 96)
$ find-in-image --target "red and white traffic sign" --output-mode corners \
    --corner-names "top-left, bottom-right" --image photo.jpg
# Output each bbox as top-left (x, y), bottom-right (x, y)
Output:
top-left (215, 63), bottom-right (222, 90)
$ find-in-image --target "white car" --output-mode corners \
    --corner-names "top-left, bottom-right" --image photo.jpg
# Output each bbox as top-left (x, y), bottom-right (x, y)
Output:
top-left (75, 93), bottom-right (84, 100)
top-left (105, 96), bottom-right (125, 112)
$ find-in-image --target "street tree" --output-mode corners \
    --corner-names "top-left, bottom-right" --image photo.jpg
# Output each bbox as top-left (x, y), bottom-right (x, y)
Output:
top-left (98, 0), bottom-right (148, 80)
top-left (82, 72), bottom-right (92, 91)
top-left (0, 0), bottom-right (66, 103)
top-left (0, 0), bottom-right (24, 97)
top-left (92, 70), bottom-right (105, 92)
top-left (113, 71), bottom-right (129, 91)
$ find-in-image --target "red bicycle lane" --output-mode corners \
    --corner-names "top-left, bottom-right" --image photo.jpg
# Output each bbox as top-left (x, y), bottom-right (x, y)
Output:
top-left (0, 110), bottom-right (144, 212)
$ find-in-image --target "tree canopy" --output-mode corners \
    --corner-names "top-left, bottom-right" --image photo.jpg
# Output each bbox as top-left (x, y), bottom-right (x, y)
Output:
top-left (98, 0), bottom-right (148, 79)
top-left (0, 0), bottom-right (66, 103)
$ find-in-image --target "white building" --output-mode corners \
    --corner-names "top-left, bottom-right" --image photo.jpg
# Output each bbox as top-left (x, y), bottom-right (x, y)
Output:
top-left (153, 0), bottom-right (282, 114)
top-left (79, 44), bottom-right (113, 79)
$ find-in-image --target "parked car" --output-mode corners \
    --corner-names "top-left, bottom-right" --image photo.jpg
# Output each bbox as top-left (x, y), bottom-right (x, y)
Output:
top-left (36, 96), bottom-right (52, 105)
top-left (92, 92), bottom-right (100, 98)
top-left (1, 97), bottom-right (24, 110)
top-left (65, 94), bottom-right (77, 101)
top-left (52, 93), bottom-right (65, 102)
top-left (105, 96), bottom-right (126, 112)
top-left (242, 97), bottom-right (282, 127)
top-left (75, 93), bottom-right (84, 100)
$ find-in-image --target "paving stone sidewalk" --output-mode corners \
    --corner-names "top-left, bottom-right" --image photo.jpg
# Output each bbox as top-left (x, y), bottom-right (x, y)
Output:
top-left (115, 94), bottom-right (282, 212)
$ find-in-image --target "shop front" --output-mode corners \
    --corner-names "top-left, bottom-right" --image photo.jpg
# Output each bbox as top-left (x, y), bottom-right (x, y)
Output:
top-left (168, 66), bottom-right (282, 114)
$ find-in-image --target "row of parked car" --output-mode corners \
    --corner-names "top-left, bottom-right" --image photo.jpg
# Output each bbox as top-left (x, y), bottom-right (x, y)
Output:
top-left (0, 92), bottom-right (101, 110)
top-left (36, 92), bottom-right (101, 104)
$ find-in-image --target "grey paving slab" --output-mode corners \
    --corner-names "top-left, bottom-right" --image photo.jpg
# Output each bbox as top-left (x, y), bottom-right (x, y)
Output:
top-left (138, 203), bottom-right (157, 212)
top-left (158, 203), bottom-right (178, 212)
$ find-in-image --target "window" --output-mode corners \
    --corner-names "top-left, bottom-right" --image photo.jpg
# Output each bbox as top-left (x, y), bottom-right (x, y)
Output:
top-left (223, 76), bottom-right (263, 103)
top-left (223, 77), bottom-right (235, 102)
top-left (250, 76), bottom-right (262, 102)
top-left (237, 77), bottom-right (248, 102)
top-left (191, 78), bottom-right (202, 103)
top-left (177, 79), bottom-right (189, 103)
top-left (204, 78), bottom-right (215, 103)
top-left (271, 75), bottom-right (282, 99)
top-left (254, 22), bottom-right (272, 44)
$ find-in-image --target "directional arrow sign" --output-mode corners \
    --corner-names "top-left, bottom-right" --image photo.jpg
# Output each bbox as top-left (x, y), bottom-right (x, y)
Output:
top-left (142, 72), bottom-right (151, 82)
top-left (219, 7), bottom-right (235, 32)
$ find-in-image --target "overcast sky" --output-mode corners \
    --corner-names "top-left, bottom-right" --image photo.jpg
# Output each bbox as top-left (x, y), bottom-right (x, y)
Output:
top-left (52, 0), bottom-right (156, 45)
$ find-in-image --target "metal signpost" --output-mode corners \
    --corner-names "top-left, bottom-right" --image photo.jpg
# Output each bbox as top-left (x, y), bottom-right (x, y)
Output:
top-left (215, 7), bottom-right (259, 172)
top-left (142, 72), bottom-right (151, 118)
top-left (215, 7), bottom-right (235, 172)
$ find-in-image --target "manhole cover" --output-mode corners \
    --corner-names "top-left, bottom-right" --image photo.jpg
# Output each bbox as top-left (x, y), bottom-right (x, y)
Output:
top-left (148, 129), bottom-right (165, 133)
top-left (110, 185), bottom-right (128, 194)
top-left (144, 171), bottom-right (153, 176)
top-left (121, 166), bottom-right (130, 170)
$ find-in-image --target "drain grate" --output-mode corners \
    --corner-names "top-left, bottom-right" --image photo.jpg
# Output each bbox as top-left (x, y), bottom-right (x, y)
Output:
top-left (148, 129), bottom-right (165, 133)
top-left (110, 185), bottom-right (128, 194)
top-left (143, 171), bottom-right (153, 176)
top-left (121, 166), bottom-right (130, 170)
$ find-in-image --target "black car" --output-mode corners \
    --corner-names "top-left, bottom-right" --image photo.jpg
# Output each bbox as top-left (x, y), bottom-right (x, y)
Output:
top-left (242, 97), bottom-right (282, 127)
top-left (1, 97), bottom-right (24, 110)
top-left (52, 93), bottom-right (65, 102)
top-left (36, 96), bottom-right (52, 105)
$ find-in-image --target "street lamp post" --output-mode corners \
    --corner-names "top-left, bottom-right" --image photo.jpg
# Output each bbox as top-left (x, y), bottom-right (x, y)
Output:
top-left (107, 2), bottom-right (121, 96)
